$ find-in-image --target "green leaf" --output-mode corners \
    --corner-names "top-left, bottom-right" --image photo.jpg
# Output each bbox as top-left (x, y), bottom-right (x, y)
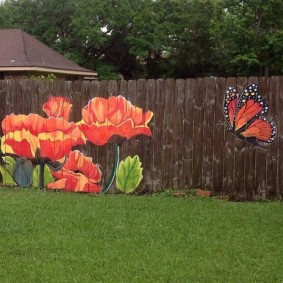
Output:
top-left (33, 165), bottom-right (54, 188)
top-left (116, 155), bottom-right (143, 193)
top-left (0, 156), bottom-right (16, 185)
top-left (13, 157), bottom-right (33, 187)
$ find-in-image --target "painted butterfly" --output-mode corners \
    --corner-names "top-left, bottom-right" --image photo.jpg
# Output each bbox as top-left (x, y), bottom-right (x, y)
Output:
top-left (223, 83), bottom-right (276, 147)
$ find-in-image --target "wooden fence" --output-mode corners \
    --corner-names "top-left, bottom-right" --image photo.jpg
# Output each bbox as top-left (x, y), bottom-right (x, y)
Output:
top-left (0, 77), bottom-right (282, 200)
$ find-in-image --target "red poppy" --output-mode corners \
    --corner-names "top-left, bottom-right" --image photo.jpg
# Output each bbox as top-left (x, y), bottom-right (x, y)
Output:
top-left (1, 113), bottom-right (85, 162)
top-left (78, 95), bottom-right (153, 145)
top-left (42, 96), bottom-right (72, 121)
top-left (47, 150), bottom-right (102, 193)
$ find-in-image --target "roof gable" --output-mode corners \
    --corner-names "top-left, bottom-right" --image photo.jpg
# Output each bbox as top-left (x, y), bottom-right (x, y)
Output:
top-left (0, 29), bottom-right (96, 76)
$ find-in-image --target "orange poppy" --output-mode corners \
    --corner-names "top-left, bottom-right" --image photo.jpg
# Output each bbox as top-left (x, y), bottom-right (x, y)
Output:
top-left (42, 96), bottom-right (72, 121)
top-left (1, 113), bottom-right (85, 162)
top-left (47, 150), bottom-right (102, 193)
top-left (78, 95), bottom-right (153, 145)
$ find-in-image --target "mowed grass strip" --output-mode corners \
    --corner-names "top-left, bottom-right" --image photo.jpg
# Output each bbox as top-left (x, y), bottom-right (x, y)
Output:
top-left (0, 188), bottom-right (282, 283)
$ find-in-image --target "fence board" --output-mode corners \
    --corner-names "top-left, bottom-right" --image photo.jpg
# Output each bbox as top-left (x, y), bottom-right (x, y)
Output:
top-left (29, 81), bottom-right (41, 115)
top-left (124, 80), bottom-right (136, 156)
top-left (134, 79), bottom-right (148, 191)
top-left (193, 78), bottom-right (205, 187)
top-left (223, 77), bottom-right (237, 197)
top-left (144, 79), bottom-right (156, 193)
top-left (21, 81), bottom-right (32, 116)
top-left (245, 77), bottom-right (258, 200)
top-left (173, 79), bottom-right (185, 190)
top-left (266, 76), bottom-right (280, 199)
top-left (213, 77), bottom-right (226, 194)
top-left (278, 76), bottom-right (283, 199)
top-left (183, 79), bottom-right (195, 189)
top-left (231, 77), bottom-right (248, 200)
top-left (161, 79), bottom-right (175, 189)
top-left (202, 77), bottom-right (216, 189)
top-left (153, 79), bottom-right (166, 191)
top-left (0, 81), bottom-right (7, 136)
top-left (254, 77), bottom-right (269, 199)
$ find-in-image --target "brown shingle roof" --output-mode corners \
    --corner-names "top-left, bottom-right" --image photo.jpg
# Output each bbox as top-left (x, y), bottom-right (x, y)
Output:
top-left (0, 29), bottom-right (97, 76)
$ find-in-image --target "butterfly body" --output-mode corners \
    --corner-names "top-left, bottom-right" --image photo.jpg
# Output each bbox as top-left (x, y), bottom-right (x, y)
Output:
top-left (223, 83), bottom-right (276, 147)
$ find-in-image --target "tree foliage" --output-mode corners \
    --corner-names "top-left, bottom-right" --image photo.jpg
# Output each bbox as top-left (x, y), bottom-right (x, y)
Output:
top-left (0, 0), bottom-right (282, 79)
top-left (211, 0), bottom-right (283, 76)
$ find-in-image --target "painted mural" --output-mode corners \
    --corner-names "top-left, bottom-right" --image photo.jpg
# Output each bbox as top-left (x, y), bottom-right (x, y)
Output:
top-left (0, 95), bottom-right (153, 194)
top-left (223, 83), bottom-right (276, 148)
top-left (0, 82), bottom-right (277, 194)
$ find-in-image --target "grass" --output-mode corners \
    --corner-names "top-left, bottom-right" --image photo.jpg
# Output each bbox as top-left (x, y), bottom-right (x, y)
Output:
top-left (0, 188), bottom-right (282, 283)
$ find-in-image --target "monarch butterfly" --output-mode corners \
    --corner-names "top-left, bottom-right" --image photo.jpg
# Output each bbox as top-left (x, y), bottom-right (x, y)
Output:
top-left (223, 83), bottom-right (276, 147)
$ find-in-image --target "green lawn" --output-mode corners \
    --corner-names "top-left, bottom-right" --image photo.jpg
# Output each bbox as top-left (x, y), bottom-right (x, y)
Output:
top-left (0, 188), bottom-right (282, 283)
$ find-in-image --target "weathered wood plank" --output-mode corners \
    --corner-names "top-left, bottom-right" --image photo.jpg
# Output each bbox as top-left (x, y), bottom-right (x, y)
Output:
top-left (119, 79), bottom-right (132, 164)
top-left (133, 79), bottom-right (148, 192)
top-left (183, 79), bottom-right (195, 189)
top-left (222, 77), bottom-right (237, 197)
top-left (88, 80), bottom-right (108, 187)
top-left (192, 78), bottom-right (205, 187)
top-left (254, 77), bottom-right (269, 200)
top-left (202, 77), bottom-right (216, 190)
top-left (213, 77), bottom-right (226, 194)
top-left (134, 79), bottom-right (148, 191)
top-left (37, 81), bottom-right (54, 117)
top-left (162, 79), bottom-right (175, 189)
top-left (11, 80), bottom-right (22, 115)
top-left (244, 77), bottom-right (258, 200)
top-left (172, 79), bottom-right (185, 190)
top-left (21, 80), bottom-right (36, 116)
top-left (121, 79), bottom-right (137, 184)
top-left (124, 79), bottom-right (136, 158)
top-left (144, 79), bottom-right (156, 193)
top-left (0, 81), bottom-right (8, 135)
top-left (232, 77), bottom-right (248, 200)
top-left (153, 79), bottom-right (166, 191)
top-left (266, 76), bottom-right (280, 199)
top-left (278, 76), bottom-right (283, 200)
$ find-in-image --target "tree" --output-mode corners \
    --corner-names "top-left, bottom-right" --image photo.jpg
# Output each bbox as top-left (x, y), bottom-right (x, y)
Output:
top-left (157, 0), bottom-right (218, 78)
top-left (70, 0), bottom-right (219, 79)
top-left (210, 0), bottom-right (283, 76)
top-left (70, 0), bottom-right (166, 79)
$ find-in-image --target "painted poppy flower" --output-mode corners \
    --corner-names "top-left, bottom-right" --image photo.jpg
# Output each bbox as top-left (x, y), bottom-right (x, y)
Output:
top-left (78, 95), bottom-right (153, 145)
top-left (47, 150), bottom-right (102, 193)
top-left (42, 96), bottom-right (72, 121)
top-left (1, 113), bottom-right (85, 162)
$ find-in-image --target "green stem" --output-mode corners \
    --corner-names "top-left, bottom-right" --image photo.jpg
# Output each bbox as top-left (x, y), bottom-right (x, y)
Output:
top-left (38, 162), bottom-right (45, 189)
top-left (102, 144), bottom-right (120, 193)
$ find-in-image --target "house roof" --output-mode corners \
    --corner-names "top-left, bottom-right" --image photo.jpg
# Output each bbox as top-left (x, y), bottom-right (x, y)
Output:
top-left (0, 29), bottom-right (97, 77)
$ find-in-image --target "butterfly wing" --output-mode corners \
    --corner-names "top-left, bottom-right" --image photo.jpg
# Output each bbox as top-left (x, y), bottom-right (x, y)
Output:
top-left (240, 116), bottom-right (276, 144)
top-left (234, 83), bottom-right (268, 131)
top-left (224, 83), bottom-right (276, 146)
top-left (224, 86), bottom-right (240, 130)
